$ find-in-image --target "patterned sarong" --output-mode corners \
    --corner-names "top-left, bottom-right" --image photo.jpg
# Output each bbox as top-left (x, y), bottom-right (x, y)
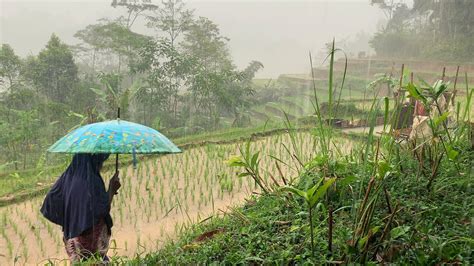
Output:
top-left (63, 218), bottom-right (111, 262)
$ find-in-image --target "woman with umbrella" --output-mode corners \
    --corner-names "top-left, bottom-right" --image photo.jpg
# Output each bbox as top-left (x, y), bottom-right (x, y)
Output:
top-left (40, 116), bottom-right (180, 262)
top-left (41, 154), bottom-right (121, 262)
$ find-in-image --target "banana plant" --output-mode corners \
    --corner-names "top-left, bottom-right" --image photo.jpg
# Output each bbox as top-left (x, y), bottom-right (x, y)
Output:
top-left (90, 72), bottom-right (144, 119)
top-left (281, 177), bottom-right (336, 257)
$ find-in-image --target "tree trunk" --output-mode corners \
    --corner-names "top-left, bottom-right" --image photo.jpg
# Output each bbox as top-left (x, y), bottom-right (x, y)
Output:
top-left (23, 138), bottom-right (27, 170)
top-left (92, 49), bottom-right (96, 75)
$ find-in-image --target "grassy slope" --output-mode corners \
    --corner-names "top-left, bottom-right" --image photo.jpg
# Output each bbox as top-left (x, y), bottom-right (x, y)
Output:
top-left (125, 140), bottom-right (473, 264)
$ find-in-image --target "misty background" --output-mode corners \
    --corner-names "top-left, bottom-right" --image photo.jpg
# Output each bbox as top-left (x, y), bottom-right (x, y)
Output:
top-left (1, 0), bottom-right (385, 78)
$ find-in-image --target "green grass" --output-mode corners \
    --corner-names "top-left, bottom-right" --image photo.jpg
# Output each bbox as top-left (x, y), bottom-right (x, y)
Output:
top-left (172, 121), bottom-right (286, 145)
top-left (123, 139), bottom-right (473, 265)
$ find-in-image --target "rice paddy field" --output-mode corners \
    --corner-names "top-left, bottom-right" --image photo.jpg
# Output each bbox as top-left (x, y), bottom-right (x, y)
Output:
top-left (0, 129), bottom-right (362, 264)
top-left (2, 0), bottom-right (474, 264)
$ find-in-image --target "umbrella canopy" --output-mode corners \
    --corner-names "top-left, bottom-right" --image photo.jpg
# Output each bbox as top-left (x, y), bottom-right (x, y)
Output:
top-left (48, 119), bottom-right (181, 154)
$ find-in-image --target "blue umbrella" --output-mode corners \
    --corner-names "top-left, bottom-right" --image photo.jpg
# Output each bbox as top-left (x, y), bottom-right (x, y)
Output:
top-left (48, 118), bottom-right (181, 171)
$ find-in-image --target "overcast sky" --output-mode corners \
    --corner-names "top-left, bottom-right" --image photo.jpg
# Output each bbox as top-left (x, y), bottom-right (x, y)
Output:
top-left (1, 0), bottom-right (385, 78)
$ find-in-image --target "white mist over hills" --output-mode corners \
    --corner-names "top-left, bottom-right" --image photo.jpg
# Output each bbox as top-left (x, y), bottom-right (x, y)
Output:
top-left (1, 0), bottom-right (384, 78)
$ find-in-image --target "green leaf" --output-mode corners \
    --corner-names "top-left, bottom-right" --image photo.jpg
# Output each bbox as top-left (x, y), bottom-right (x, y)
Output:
top-left (377, 160), bottom-right (391, 179)
top-left (359, 225), bottom-right (381, 249)
top-left (339, 174), bottom-right (357, 187)
top-left (433, 111), bottom-right (449, 128)
top-left (245, 141), bottom-right (251, 159)
top-left (105, 82), bottom-right (118, 100)
top-left (290, 225), bottom-right (302, 232)
top-left (306, 177), bottom-right (324, 198)
top-left (238, 172), bottom-right (251, 177)
top-left (433, 80), bottom-right (449, 98)
top-left (383, 97), bottom-right (389, 131)
top-left (251, 152), bottom-right (259, 168)
top-left (446, 146), bottom-right (459, 160)
top-left (226, 156), bottom-right (246, 167)
top-left (358, 235), bottom-right (369, 250)
top-left (390, 226), bottom-right (410, 239)
top-left (229, 161), bottom-right (246, 167)
top-left (406, 83), bottom-right (426, 103)
top-left (281, 186), bottom-right (308, 201)
top-left (309, 178), bottom-right (336, 208)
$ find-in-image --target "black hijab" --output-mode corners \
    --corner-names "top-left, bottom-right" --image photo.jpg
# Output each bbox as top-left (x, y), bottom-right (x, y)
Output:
top-left (41, 154), bottom-right (113, 239)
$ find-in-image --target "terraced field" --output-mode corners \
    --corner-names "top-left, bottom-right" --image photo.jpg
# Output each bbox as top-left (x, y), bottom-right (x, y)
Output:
top-left (251, 58), bottom-right (473, 125)
top-left (250, 84), bottom-right (367, 123)
top-left (0, 129), bottom-right (363, 264)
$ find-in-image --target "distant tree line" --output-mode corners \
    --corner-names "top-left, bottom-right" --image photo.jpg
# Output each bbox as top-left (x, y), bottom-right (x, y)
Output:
top-left (0, 0), bottom-right (263, 170)
top-left (370, 0), bottom-right (474, 61)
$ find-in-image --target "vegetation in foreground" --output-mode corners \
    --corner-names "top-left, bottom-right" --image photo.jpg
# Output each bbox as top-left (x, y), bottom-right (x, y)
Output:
top-left (129, 145), bottom-right (472, 264)
top-left (124, 124), bottom-right (473, 264)
top-left (120, 42), bottom-right (474, 264)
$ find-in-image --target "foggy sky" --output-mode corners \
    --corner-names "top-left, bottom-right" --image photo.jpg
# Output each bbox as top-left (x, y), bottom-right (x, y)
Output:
top-left (0, 0), bottom-right (384, 78)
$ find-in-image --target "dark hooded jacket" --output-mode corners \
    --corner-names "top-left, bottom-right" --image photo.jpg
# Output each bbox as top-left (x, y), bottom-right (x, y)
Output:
top-left (41, 154), bottom-right (113, 239)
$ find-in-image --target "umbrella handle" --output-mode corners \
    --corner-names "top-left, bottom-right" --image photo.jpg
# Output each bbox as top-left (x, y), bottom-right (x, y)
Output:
top-left (115, 153), bottom-right (119, 173)
top-left (115, 107), bottom-right (120, 173)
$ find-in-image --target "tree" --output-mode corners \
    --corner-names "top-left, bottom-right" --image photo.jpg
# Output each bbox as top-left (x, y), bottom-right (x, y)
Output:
top-left (189, 61), bottom-right (262, 128)
top-left (0, 44), bottom-right (22, 92)
top-left (181, 16), bottom-right (235, 127)
top-left (371, 0), bottom-right (474, 61)
top-left (146, 0), bottom-right (193, 48)
top-left (370, 0), bottom-right (407, 21)
top-left (133, 39), bottom-right (194, 126)
top-left (181, 17), bottom-right (233, 71)
top-left (0, 87), bottom-right (42, 170)
top-left (230, 61), bottom-right (264, 123)
top-left (24, 34), bottom-right (78, 103)
top-left (74, 21), bottom-right (153, 74)
top-left (414, 0), bottom-right (474, 39)
top-left (143, 0), bottom-right (193, 121)
top-left (112, 0), bottom-right (158, 29)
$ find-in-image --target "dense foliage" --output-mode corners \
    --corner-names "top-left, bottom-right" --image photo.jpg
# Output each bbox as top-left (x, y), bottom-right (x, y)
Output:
top-left (371, 0), bottom-right (474, 61)
top-left (127, 144), bottom-right (473, 264)
top-left (0, 0), bottom-right (263, 171)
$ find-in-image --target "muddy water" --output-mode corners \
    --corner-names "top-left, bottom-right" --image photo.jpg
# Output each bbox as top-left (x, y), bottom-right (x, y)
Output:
top-left (0, 130), bottom-right (363, 265)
